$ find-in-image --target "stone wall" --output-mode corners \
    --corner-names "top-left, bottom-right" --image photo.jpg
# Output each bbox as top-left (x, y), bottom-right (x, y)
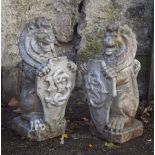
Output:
top-left (2, 0), bottom-right (82, 102)
top-left (2, 0), bottom-right (153, 103)
top-left (76, 0), bottom-right (153, 100)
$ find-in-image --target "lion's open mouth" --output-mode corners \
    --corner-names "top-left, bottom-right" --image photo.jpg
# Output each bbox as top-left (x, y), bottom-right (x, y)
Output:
top-left (105, 46), bottom-right (117, 55)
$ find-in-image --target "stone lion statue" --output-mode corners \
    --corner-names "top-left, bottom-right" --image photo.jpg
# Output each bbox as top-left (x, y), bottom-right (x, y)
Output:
top-left (102, 23), bottom-right (141, 132)
top-left (81, 23), bottom-right (142, 142)
top-left (12, 17), bottom-right (77, 141)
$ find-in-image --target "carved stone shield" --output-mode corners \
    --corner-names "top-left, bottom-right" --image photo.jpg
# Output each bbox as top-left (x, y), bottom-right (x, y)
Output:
top-left (84, 59), bottom-right (113, 108)
top-left (36, 56), bottom-right (76, 126)
top-left (84, 59), bottom-right (114, 132)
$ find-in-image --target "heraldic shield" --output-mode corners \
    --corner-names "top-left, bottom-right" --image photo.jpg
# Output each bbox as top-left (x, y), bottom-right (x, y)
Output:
top-left (84, 59), bottom-right (114, 133)
top-left (36, 56), bottom-right (77, 140)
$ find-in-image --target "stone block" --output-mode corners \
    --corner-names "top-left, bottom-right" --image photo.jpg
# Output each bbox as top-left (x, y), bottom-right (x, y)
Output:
top-left (100, 119), bottom-right (143, 143)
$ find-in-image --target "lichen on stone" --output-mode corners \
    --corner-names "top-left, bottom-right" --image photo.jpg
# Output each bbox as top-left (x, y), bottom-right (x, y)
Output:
top-left (78, 26), bottom-right (104, 63)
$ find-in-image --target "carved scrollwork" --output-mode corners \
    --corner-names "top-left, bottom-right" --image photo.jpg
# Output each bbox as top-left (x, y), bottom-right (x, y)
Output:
top-left (44, 68), bottom-right (72, 107)
top-left (37, 57), bottom-right (77, 108)
top-left (84, 60), bottom-right (112, 108)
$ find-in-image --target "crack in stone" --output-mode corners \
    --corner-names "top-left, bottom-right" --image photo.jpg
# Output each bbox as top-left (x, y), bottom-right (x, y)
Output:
top-left (70, 0), bottom-right (87, 63)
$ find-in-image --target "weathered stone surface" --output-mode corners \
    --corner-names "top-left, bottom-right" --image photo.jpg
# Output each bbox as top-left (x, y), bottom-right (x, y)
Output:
top-left (2, 0), bottom-right (153, 66)
top-left (2, 0), bottom-right (82, 103)
top-left (2, 0), bottom-right (82, 67)
top-left (12, 116), bottom-right (66, 141)
top-left (77, 0), bottom-right (153, 62)
top-left (77, 0), bottom-right (153, 99)
top-left (12, 18), bottom-right (77, 141)
top-left (1, 0), bottom-right (153, 103)
top-left (12, 56), bottom-right (77, 141)
top-left (91, 119), bottom-right (143, 143)
top-left (81, 24), bottom-right (143, 143)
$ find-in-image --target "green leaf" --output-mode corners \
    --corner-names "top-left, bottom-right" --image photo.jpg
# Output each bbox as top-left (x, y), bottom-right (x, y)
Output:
top-left (104, 142), bottom-right (119, 149)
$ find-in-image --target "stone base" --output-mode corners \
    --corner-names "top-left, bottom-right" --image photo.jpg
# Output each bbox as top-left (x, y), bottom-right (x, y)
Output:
top-left (91, 119), bottom-right (143, 143)
top-left (11, 116), bottom-right (66, 141)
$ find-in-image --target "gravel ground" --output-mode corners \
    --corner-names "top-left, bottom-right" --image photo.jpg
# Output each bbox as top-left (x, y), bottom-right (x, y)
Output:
top-left (2, 99), bottom-right (154, 155)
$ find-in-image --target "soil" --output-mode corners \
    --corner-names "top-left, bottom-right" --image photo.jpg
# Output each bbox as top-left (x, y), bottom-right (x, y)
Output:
top-left (2, 99), bottom-right (154, 155)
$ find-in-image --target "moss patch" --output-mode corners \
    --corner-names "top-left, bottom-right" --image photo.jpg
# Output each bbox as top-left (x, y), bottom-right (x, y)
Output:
top-left (78, 26), bottom-right (104, 63)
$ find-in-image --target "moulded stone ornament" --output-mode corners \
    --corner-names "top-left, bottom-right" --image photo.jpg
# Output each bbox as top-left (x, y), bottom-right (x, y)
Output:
top-left (11, 17), bottom-right (77, 141)
top-left (81, 23), bottom-right (143, 143)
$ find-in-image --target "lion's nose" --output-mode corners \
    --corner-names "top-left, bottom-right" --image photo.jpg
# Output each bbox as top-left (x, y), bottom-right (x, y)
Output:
top-left (104, 36), bottom-right (114, 46)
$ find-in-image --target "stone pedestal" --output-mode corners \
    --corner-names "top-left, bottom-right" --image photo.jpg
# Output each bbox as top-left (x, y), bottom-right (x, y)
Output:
top-left (91, 119), bottom-right (143, 143)
top-left (11, 116), bottom-right (66, 141)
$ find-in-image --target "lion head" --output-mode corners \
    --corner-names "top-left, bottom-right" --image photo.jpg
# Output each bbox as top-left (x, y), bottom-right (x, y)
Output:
top-left (28, 17), bottom-right (56, 55)
top-left (102, 23), bottom-right (137, 68)
top-left (19, 17), bottom-right (57, 68)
